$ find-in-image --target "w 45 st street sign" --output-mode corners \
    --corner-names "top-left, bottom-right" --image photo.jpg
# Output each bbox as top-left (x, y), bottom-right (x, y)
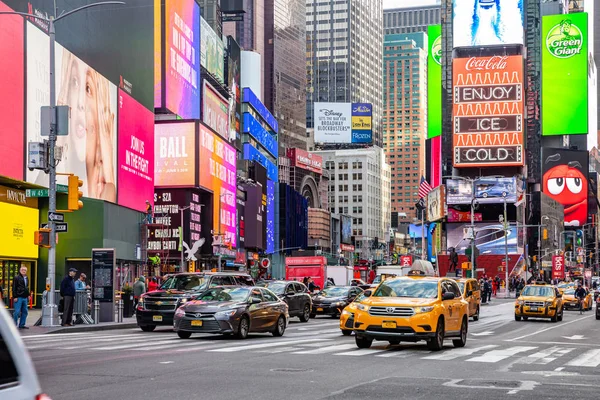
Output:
top-left (26, 185), bottom-right (68, 197)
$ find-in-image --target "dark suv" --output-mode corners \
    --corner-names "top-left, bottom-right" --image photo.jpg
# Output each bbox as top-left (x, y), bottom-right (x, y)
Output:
top-left (258, 280), bottom-right (312, 322)
top-left (136, 272), bottom-right (254, 331)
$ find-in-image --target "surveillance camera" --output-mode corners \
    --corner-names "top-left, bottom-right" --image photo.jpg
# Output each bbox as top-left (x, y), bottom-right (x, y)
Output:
top-left (28, 167), bottom-right (34, 172)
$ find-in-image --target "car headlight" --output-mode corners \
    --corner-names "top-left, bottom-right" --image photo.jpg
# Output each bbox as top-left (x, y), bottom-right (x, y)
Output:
top-left (341, 309), bottom-right (354, 316)
top-left (545, 301), bottom-right (553, 307)
top-left (414, 306), bottom-right (434, 314)
top-left (357, 304), bottom-right (369, 311)
top-left (174, 308), bottom-right (185, 317)
top-left (179, 298), bottom-right (188, 304)
top-left (517, 300), bottom-right (524, 305)
top-left (334, 301), bottom-right (345, 306)
top-left (215, 309), bottom-right (237, 318)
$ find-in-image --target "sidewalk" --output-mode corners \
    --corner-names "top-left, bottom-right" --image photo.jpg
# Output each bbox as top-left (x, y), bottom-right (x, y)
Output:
top-left (10, 308), bottom-right (138, 336)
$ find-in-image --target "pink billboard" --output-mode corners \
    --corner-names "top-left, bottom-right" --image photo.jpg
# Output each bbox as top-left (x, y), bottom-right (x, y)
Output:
top-left (199, 124), bottom-right (237, 246)
top-left (118, 90), bottom-right (155, 211)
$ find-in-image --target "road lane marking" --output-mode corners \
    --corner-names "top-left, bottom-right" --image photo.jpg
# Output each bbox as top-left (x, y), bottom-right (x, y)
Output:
top-left (505, 314), bottom-right (591, 342)
top-left (566, 349), bottom-right (600, 367)
top-left (292, 344), bottom-right (356, 354)
top-left (516, 347), bottom-right (574, 365)
top-left (376, 349), bottom-right (431, 358)
top-left (334, 348), bottom-right (387, 356)
top-left (466, 346), bottom-right (537, 363)
top-left (209, 338), bottom-right (332, 352)
top-left (422, 345), bottom-right (498, 361)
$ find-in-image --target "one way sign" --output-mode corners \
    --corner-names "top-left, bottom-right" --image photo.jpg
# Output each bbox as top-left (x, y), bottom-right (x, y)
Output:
top-left (48, 212), bottom-right (64, 222)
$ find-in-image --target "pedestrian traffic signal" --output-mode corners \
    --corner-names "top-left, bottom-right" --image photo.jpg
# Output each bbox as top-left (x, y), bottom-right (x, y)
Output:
top-left (542, 229), bottom-right (548, 240)
top-left (34, 228), bottom-right (51, 248)
top-left (68, 174), bottom-right (83, 211)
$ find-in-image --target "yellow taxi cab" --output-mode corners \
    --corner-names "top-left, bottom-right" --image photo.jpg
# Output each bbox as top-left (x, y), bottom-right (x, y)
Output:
top-left (557, 282), bottom-right (575, 295)
top-left (351, 266), bottom-right (469, 351)
top-left (515, 282), bottom-right (563, 322)
top-left (562, 287), bottom-right (593, 311)
top-left (340, 292), bottom-right (367, 336)
top-left (455, 278), bottom-right (481, 321)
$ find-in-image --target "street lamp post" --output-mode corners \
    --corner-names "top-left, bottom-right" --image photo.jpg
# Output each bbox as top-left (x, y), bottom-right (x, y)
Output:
top-left (179, 205), bottom-right (191, 272)
top-left (0, 1), bottom-right (125, 327)
top-left (503, 195), bottom-right (509, 298)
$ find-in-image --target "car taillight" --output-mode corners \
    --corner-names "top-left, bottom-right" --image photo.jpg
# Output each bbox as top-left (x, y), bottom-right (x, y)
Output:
top-left (36, 394), bottom-right (52, 400)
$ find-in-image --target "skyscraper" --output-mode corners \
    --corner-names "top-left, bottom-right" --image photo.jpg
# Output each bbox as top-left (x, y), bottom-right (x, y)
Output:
top-left (383, 4), bottom-right (441, 35)
top-left (306, 0), bottom-right (384, 147)
top-left (383, 33), bottom-right (428, 223)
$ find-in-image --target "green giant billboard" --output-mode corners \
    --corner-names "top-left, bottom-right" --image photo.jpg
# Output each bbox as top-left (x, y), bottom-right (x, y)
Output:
top-left (542, 13), bottom-right (588, 136)
top-left (428, 24), bottom-right (442, 139)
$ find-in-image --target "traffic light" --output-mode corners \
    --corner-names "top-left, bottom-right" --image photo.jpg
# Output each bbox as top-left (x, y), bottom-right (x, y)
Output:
top-left (34, 228), bottom-right (51, 248)
top-left (542, 229), bottom-right (548, 240)
top-left (576, 230), bottom-right (583, 246)
top-left (68, 174), bottom-right (83, 211)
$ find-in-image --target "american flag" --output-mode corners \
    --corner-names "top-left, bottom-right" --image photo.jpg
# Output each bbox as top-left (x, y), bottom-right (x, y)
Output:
top-left (418, 176), bottom-right (432, 199)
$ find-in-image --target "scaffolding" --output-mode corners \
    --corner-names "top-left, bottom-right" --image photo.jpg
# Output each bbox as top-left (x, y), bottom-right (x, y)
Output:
top-left (141, 219), bottom-right (172, 278)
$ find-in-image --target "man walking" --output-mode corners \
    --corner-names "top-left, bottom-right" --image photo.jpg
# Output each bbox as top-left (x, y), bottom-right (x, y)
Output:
top-left (133, 276), bottom-right (146, 309)
top-left (60, 268), bottom-right (77, 326)
top-left (12, 266), bottom-right (30, 329)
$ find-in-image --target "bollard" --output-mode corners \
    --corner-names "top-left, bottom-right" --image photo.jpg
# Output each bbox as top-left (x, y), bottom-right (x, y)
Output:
top-left (117, 299), bottom-right (123, 323)
top-left (93, 300), bottom-right (100, 324)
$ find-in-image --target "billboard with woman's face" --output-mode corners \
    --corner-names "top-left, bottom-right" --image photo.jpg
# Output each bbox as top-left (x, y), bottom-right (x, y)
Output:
top-left (26, 22), bottom-right (118, 202)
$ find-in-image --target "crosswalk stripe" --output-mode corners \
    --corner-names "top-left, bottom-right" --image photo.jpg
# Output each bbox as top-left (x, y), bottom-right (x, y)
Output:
top-left (376, 349), bottom-right (431, 358)
top-left (467, 346), bottom-right (537, 363)
top-left (566, 349), bottom-right (600, 367)
top-left (292, 344), bottom-right (356, 355)
top-left (517, 346), bottom-right (574, 365)
top-left (26, 335), bottom-right (176, 350)
top-left (209, 338), bottom-right (332, 352)
top-left (24, 333), bottom-right (150, 343)
top-left (255, 346), bottom-right (304, 354)
top-left (90, 339), bottom-right (183, 351)
top-left (335, 348), bottom-right (386, 356)
top-left (422, 345), bottom-right (498, 361)
top-left (286, 329), bottom-right (341, 337)
top-left (128, 341), bottom-right (213, 351)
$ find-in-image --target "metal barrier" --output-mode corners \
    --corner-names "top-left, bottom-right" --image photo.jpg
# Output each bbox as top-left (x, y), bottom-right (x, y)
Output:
top-left (117, 299), bottom-right (124, 323)
top-left (75, 290), bottom-right (94, 324)
top-left (93, 300), bottom-right (100, 324)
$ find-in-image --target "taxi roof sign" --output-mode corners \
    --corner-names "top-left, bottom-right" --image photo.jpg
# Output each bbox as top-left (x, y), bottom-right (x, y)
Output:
top-left (407, 260), bottom-right (435, 277)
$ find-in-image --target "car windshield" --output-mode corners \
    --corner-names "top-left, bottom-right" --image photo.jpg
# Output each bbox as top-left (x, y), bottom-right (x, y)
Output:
top-left (196, 288), bottom-right (250, 302)
top-left (161, 275), bottom-right (206, 291)
top-left (263, 282), bottom-right (286, 294)
top-left (521, 286), bottom-right (554, 297)
top-left (372, 276), bottom-right (381, 284)
top-left (374, 279), bottom-right (438, 299)
top-left (564, 289), bottom-right (575, 295)
top-left (318, 287), bottom-right (350, 297)
top-left (558, 283), bottom-right (573, 288)
top-left (353, 292), bottom-right (367, 303)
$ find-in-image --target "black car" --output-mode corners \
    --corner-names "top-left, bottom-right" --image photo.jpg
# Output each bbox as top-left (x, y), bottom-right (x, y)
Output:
top-left (258, 280), bottom-right (312, 322)
top-left (174, 286), bottom-right (289, 339)
top-left (311, 286), bottom-right (364, 318)
top-left (136, 272), bottom-right (254, 331)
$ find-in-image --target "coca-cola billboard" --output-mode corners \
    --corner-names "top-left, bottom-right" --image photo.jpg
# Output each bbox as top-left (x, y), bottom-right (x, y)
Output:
top-left (453, 55), bottom-right (524, 168)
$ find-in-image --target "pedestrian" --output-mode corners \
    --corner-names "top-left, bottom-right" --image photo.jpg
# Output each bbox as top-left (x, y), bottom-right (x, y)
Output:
top-left (302, 277), bottom-right (309, 286)
top-left (368, 268), bottom-right (376, 284)
top-left (148, 276), bottom-right (159, 292)
top-left (307, 278), bottom-right (319, 292)
top-left (12, 265), bottom-right (30, 329)
top-left (60, 268), bottom-right (77, 326)
top-left (449, 248), bottom-right (458, 272)
top-left (133, 276), bottom-right (146, 309)
top-left (145, 200), bottom-right (153, 224)
top-left (75, 273), bottom-right (90, 291)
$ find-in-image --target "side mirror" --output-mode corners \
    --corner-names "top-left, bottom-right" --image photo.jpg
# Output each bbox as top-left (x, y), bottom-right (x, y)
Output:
top-left (250, 297), bottom-right (262, 304)
top-left (363, 290), bottom-right (372, 297)
top-left (442, 292), bottom-right (455, 301)
top-left (466, 290), bottom-right (473, 297)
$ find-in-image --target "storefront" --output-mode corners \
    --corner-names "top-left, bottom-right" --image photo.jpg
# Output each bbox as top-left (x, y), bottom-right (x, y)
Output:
top-left (0, 186), bottom-right (39, 307)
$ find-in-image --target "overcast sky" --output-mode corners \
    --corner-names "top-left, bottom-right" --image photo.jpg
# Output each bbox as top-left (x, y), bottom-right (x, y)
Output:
top-left (383, 0), bottom-right (440, 9)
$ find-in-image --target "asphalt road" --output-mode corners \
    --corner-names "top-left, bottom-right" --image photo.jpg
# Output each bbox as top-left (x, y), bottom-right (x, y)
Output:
top-left (24, 298), bottom-right (600, 400)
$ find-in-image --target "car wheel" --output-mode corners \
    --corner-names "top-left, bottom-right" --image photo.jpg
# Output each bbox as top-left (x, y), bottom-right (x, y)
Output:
top-left (341, 329), bottom-right (352, 336)
top-left (236, 316), bottom-right (249, 339)
top-left (551, 314), bottom-right (558, 323)
top-left (299, 304), bottom-right (310, 322)
top-left (273, 315), bottom-right (286, 337)
top-left (388, 340), bottom-right (400, 345)
top-left (310, 313), bottom-right (316, 319)
top-left (515, 315), bottom-right (521, 321)
top-left (331, 314), bottom-right (339, 319)
top-left (482, 192), bottom-right (488, 198)
top-left (355, 336), bottom-right (373, 349)
top-left (427, 318), bottom-right (444, 351)
top-left (596, 312), bottom-right (600, 320)
top-left (473, 306), bottom-right (480, 322)
top-left (177, 331), bottom-right (192, 339)
top-left (140, 325), bottom-right (156, 332)
top-left (522, 316), bottom-right (529, 321)
top-left (453, 317), bottom-right (468, 348)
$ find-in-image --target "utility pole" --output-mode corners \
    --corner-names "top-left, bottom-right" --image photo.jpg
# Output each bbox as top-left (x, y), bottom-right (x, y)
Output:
top-left (503, 195), bottom-right (509, 298)
top-left (179, 205), bottom-right (191, 272)
top-left (470, 180), bottom-right (476, 279)
top-left (0, 1), bottom-right (126, 327)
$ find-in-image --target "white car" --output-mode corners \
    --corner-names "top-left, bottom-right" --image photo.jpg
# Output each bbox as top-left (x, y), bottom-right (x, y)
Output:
top-left (0, 300), bottom-right (51, 399)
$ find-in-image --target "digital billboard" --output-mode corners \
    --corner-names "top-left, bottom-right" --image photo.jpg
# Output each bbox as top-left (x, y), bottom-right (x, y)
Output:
top-left (452, 0), bottom-right (524, 48)
top-left (541, 13), bottom-right (588, 136)
top-left (447, 177), bottom-right (517, 204)
top-left (351, 103), bottom-right (372, 144)
top-left (427, 24), bottom-right (442, 139)
top-left (542, 148), bottom-right (589, 227)
top-left (0, 0), bottom-right (24, 180)
top-left (243, 87), bottom-right (278, 133)
top-left (314, 102), bottom-right (352, 143)
top-left (226, 37), bottom-right (241, 145)
top-left (447, 222), bottom-right (518, 254)
top-left (431, 136), bottom-right (442, 187)
top-left (244, 184), bottom-right (263, 250)
top-left (243, 113), bottom-right (278, 157)
top-left (341, 215), bottom-right (352, 244)
top-left (164, 0), bottom-right (200, 119)
top-left (201, 16), bottom-right (225, 83)
top-left (286, 148), bottom-right (322, 175)
top-left (117, 90), bottom-right (155, 212)
top-left (203, 81), bottom-right (229, 140)
top-left (27, 23), bottom-right (118, 202)
top-left (199, 124), bottom-right (237, 246)
top-left (154, 0), bottom-right (162, 108)
top-left (452, 55), bottom-right (524, 167)
top-left (266, 180), bottom-right (275, 254)
top-left (243, 143), bottom-right (278, 182)
top-left (154, 122), bottom-right (196, 187)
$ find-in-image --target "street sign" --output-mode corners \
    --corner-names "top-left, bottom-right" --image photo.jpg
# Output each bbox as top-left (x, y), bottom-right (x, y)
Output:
top-left (48, 212), bottom-right (64, 222)
top-left (55, 222), bottom-right (68, 233)
top-left (26, 185), bottom-right (69, 197)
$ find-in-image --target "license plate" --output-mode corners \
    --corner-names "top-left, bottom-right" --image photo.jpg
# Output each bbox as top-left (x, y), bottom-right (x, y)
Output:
top-left (382, 321), bottom-right (397, 329)
top-left (317, 307), bottom-right (324, 312)
top-left (152, 315), bottom-right (163, 322)
top-left (191, 320), bottom-right (203, 327)
top-left (529, 307), bottom-right (538, 312)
